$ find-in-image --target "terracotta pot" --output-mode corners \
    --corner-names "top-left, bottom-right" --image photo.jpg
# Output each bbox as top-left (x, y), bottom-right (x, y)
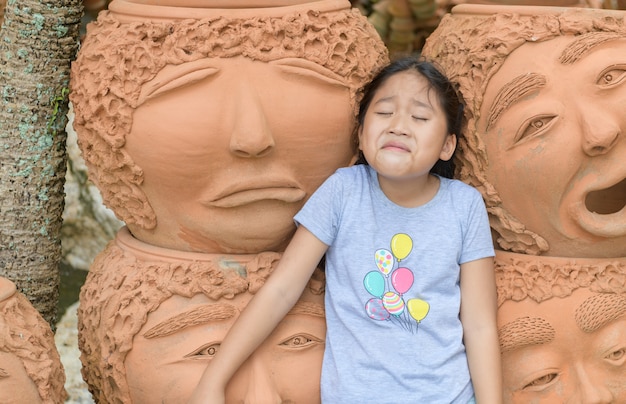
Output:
top-left (422, 4), bottom-right (626, 258)
top-left (455, 0), bottom-right (588, 6)
top-left (78, 227), bottom-right (326, 403)
top-left (70, 1), bottom-right (388, 401)
top-left (0, 277), bottom-right (67, 404)
top-left (422, 5), bottom-right (626, 402)
top-left (70, 0), bottom-right (387, 254)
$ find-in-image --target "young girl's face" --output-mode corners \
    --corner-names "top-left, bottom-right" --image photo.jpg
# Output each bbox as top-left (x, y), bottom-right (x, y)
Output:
top-left (358, 70), bottom-right (455, 182)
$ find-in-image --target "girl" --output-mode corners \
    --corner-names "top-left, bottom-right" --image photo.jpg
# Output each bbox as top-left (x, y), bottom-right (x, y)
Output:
top-left (189, 57), bottom-right (503, 403)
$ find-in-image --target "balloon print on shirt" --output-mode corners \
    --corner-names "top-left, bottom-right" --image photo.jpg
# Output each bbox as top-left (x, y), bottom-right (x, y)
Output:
top-left (363, 233), bottom-right (430, 334)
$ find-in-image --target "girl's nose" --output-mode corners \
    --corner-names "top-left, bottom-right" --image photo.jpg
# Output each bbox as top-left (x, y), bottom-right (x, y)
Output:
top-left (580, 108), bottom-right (621, 157)
top-left (241, 353), bottom-right (282, 404)
top-left (229, 85), bottom-right (275, 158)
top-left (388, 113), bottom-right (410, 136)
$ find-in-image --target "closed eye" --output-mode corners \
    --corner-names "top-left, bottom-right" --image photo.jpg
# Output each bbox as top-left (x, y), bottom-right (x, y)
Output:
top-left (184, 342), bottom-right (221, 360)
top-left (137, 59), bottom-right (220, 104)
top-left (273, 58), bottom-right (347, 88)
top-left (278, 333), bottom-right (323, 350)
top-left (512, 114), bottom-right (557, 146)
top-left (596, 65), bottom-right (626, 88)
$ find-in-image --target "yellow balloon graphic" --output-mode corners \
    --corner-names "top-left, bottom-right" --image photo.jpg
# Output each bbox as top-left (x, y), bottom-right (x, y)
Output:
top-left (391, 233), bottom-right (412, 261)
top-left (407, 298), bottom-right (430, 322)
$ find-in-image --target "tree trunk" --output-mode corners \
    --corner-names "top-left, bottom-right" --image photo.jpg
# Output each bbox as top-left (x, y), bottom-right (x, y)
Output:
top-left (0, 0), bottom-right (82, 327)
top-left (0, 0), bottom-right (6, 27)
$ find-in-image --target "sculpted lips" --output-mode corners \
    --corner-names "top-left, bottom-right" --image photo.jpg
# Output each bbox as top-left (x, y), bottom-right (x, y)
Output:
top-left (205, 180), bottom-right (306, 208)
top-left (570, 177), bottom-right (626, 237)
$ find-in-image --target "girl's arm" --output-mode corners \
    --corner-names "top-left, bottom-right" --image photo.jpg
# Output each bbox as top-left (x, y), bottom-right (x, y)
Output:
top-left (187, 226), bottom-right (329, 404)
top-left (460, 257), bottom-right (503, 404)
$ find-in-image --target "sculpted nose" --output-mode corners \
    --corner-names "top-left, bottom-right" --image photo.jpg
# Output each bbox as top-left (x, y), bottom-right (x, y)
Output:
top-left (241, 353), bottom-right (282, 404)
top-left (573, 364), bottom-right (614, 404)
top-left (580, 110), bottom-right (620, 157)
top-left (229, 86), bottom-right (275, 158)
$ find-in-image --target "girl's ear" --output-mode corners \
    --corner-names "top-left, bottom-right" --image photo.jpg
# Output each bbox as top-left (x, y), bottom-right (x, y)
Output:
top-left (439, 134), bottom-right (457, 161)
top-left (357, 125), bottom-right (364, 151)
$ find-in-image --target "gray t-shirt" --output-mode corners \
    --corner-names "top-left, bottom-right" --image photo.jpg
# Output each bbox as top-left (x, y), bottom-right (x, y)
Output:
top-left (294, 165), bottom-right (494, 403)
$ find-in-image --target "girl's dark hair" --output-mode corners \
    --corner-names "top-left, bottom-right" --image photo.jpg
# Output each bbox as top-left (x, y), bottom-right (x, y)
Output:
top-left (355, 56), bottom-right (463, 179)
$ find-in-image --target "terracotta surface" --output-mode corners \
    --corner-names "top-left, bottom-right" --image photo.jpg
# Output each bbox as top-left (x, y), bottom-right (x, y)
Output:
top-left (69, 0), bottom-right (388, 255)
top-left (423, 4), bottom-right (626, 258)
top-left (70, 1), bottom-right (387, 401)
top-left (495, 251), bottom-right (626, 402)
top-left (454, 0), bottom-right (590, 5)
top-left (422, 4), bottom-right (626, 402)
top-left (0, 277), bottom-right (67, 404)
top-left (78, 227), bottom-right (326, 403)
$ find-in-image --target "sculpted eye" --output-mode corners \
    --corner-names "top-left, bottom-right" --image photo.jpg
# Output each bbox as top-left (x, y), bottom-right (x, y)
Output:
top-left (605, 347), bottom-right (626, 364)
top-left (274, 58), bottom-right (347, 88)
top-left (513, 115), bottom-right (556, 145)
top-left (279, 333), bottom-right (322, 350)
top-left (185, 342), bottom-right (221, 360)
top-left (596, 66), bottom-right (626, 88)
top-left (523, 373), bottom-right (558, 390)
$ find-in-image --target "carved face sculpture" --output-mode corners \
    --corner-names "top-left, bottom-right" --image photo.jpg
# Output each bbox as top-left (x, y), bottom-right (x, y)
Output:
top-left (77, 228), bottom-right (327, 403)
top-left (69, 0), bottom-right (388, 254)
top-left (479, 34), bottom-right (626, 258)
top-left (125, 56), bottom-right (355, 254)
top-left (498, 287), bottom-right (626, 403)
top-left (124, 284), bottom-right (325, 403)
top-left (0, 277), bottom-right (66, 404)
top-left (421, 6), bottom-right (626, 257)
top-left (0, 352), bottom-right (41, 404)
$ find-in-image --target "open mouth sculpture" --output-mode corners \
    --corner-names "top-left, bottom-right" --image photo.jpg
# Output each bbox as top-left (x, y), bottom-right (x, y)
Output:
top-left (575, 177), bottom-right (626, 237)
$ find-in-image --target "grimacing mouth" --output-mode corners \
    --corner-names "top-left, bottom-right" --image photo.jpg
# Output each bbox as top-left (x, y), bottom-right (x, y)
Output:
top-left (204, 177), bottom-right (306, 208)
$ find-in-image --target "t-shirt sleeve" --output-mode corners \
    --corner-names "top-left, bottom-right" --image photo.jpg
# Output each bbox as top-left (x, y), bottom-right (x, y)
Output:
top-left (460, 188), bottom-right (495, 264)
top-left (294, 171), bottom-right (343, 246)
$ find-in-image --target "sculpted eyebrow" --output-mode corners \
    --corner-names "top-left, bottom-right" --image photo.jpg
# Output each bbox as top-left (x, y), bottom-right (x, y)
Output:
top-left (288, 301), bottom-right (325, 318)
top-left (498, 316), bottom-right (555, 353)
top-left (0, 367), bottom-right (8, 378)
top-left (486, 72), bottom-right (546, 132)
top-left (559, 31), bottom-right (625, 65)
top-left (143, 300), bottom-right (325, 339)
top-left (574, 293), bottom-right (626, 333)
top-left (143, 303), bottom-right (238, 339)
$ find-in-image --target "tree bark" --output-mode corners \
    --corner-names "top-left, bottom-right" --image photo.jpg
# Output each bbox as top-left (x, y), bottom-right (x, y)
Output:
top-left (0, 0), bottom-right (82, 327)
top-left (0, 0), bottom-right (6, 27)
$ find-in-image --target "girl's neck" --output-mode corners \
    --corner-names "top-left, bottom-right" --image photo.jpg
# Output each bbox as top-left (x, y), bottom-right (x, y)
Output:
top-left (377, 172), bottom-right (441, 208)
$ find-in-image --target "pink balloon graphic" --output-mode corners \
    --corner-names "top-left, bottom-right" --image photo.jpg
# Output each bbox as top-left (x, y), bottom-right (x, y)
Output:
top-left (391, 267), bottom-right (414, 295)
top-left (365, 298), bottom-right (390, 321)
